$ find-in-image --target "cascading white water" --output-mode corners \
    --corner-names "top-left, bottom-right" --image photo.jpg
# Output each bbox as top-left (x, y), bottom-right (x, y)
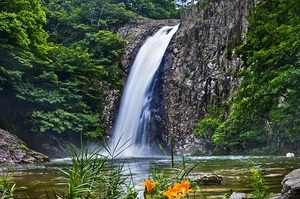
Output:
top-left (110, 24), bottom-right (179, 156)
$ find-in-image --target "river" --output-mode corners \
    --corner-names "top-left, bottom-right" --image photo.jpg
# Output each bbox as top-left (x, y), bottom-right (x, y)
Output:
top-left (1, 155), bottom-right (299, 198)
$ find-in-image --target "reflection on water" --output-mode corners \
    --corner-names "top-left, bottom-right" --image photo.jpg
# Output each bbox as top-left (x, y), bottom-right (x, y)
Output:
top-left (1, 156), bottom-right (299, 198)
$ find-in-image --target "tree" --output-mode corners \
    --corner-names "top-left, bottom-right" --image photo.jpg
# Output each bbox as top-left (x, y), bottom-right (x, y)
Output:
top-left (118, 0), bottom-right (179, 19)
top-left (20, 45), bottom-right (105, 137)
top-left (0, 0), bottom-right (49, 130)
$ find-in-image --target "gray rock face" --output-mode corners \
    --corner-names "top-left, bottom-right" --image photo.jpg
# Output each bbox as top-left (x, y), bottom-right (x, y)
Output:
top-left (117, 18), bottom-right (180, 73)
top-left (281, 169), bottom-right (300, 199)
top-left (163, 0), bottom-right (257, 154)
top-left (0, 129), bottom-right (49, 164)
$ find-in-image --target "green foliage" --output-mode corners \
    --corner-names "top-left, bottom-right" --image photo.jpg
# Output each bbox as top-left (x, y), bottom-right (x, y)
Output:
top-left (195, 0), bottom-right (300, 153)
top-left (0, 171), bottom-right (16, 199)
top-left (56, 139), bottom-right (136, 199)
top-left (45, 0), bottom-right (127, 86)
top-left (44, 0), bottom-right (136, 45)
top-left (211, 106), bottom-right (269, 153)
top-left (118, 0), bottom-right (179, 19)
top-left (0, 0), bottom-right (48, 53)
top-left (84, 31), bottom-right (125, 64)
top-left (57, 143), bottom-right (107, 198)
top-left (193, 106), bottom-right (228, 153)
top-left (250, 167), bottom-right (269, 199)
top-left (30, 109), bottom-right (99, 134)
top-left (194, 117), bottom-right (221, 140)
top-left (0, 0), bottom-right (122, 139)
top-left (0, 0), bottom-right (180, 141)
top-left (193, 117), bottom-right (220, 151)
top-left (233, 0), bottom-right (300, 151)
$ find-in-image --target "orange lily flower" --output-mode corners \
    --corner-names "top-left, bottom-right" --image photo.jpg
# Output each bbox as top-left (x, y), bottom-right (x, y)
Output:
top-left (163, 180), bottom-right (193, 198)
top-left (140, 179), bottom-right (158, 193)
top-left (163, 186), bottom-right (178, 199)
top-left (174, 180), bottom-right (193, 195)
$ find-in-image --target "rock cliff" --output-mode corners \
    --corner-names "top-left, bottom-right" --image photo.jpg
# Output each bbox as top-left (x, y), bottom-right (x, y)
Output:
top-left (163, 0), bottom-right (257, 154)
top-left (108, 0), bottom-right (258, 154)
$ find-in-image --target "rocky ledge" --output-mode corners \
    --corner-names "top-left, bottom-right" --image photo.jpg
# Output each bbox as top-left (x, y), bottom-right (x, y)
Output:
top-left (192, 172), bottom-right (223, 185)
top-left (0, 129), bottom-right (50, 164)
top-left (280, 169), bottom-right (300, 199)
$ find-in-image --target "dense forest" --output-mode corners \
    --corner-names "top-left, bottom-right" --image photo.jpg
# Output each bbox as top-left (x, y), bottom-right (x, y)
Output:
top-left (1, 0), bottom-right (299, 155)
top-left (0, 0), bottom-right (179, 140)
top-left (193, 0), bottom-right (300, 154)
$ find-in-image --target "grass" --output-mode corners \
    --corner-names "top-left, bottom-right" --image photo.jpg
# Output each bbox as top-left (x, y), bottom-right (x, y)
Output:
top-left (52, 137), bottom-right (136, 199)
top-left (0, 168), bottom-right (16, 199)
top-left (250, 167), bottom-right (270, 199)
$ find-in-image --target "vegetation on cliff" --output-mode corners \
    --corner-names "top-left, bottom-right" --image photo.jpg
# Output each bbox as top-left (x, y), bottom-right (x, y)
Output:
top-left (194, 0), bottom-right (300, 154)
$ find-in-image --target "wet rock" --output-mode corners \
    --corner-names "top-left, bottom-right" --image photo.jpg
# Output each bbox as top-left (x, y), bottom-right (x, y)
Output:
top-left (281, 169), bottom-right (300, 199)
top-left (286, 153), bottom-right (295, 158)
top-left (117, 18), bottom-right (180, 73)
top-left (229, 192), bottom-right (247, 199)
top-left (175, 134), bottom-right (210, 155)
top-left (0, 128), bottom-right (49, 164)
top-left (192, 173), bottom-right (222, 185)
top-left (270, 193), bottom-right (282, 199)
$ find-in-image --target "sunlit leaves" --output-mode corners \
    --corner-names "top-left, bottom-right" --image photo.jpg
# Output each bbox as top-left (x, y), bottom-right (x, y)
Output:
top-left (30, 109), bottom-right (99, 134)
top-left (0, 0), bottom-right (48, 54)
top-left (121, 0), bottom-right (179, 19)
top-left (193, 117), bottom-right (221, 149)
top-left (0, 13), bottom-right (30, 48)
top-left (84, 31), bottom-right (125, 64)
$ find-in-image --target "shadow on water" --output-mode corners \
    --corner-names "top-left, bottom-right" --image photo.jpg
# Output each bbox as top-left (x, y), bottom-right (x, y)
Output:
top-left (1, 155), bottom-right (300, 198)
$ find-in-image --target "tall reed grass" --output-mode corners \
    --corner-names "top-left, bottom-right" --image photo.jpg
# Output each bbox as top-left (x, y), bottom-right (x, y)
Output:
top-left (0, 170), bottom-right (16, 199)
top-left (54, 137), bottom-right (136, 199)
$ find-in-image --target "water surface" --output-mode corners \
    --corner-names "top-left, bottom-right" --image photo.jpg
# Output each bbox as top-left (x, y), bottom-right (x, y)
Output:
top-left (1, 155), bottom-right (299, 198)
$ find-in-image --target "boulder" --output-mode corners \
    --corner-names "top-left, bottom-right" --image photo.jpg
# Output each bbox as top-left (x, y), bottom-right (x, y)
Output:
top-left (229, 192), bottom-right (247, 199)
top-left (281, 169), bottom-right (300, 199)
top-left (270, 193), bottom-right (282, 199)
top-left (0, 128), bottom-right (50, 164)
top-left (286, 153), bottom-right (295, 158)
top-left (192, 172), bottom-right (222, 185)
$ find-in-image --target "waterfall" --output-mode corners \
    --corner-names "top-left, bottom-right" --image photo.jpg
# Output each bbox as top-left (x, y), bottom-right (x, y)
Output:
top-left (110, 24), bottom-right (179, 156)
